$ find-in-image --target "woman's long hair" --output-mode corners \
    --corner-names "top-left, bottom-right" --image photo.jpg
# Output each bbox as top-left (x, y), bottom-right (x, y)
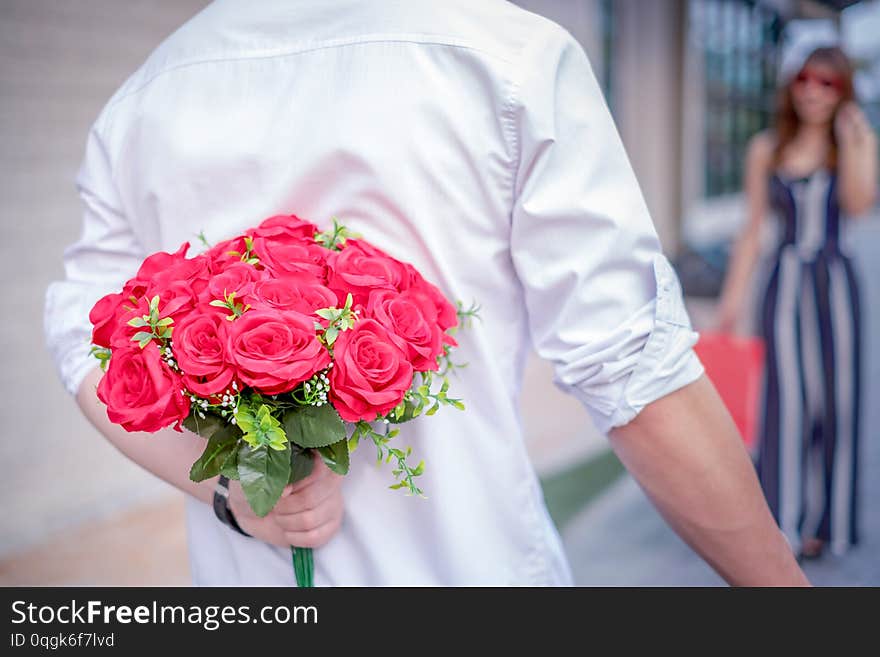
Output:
top-left (772, 46), bottom-right (855, 170)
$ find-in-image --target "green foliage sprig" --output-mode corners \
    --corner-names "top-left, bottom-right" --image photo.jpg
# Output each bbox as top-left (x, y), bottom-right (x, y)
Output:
top-left (208, 290), bottom-right (250, 321)
top-left (453, 299), bottom-right (481, 332)
top-left (89, 345), bottom-right (112, 372)
top-left (389, 370), bottom-right (465, 423)
top-left (126, 295), bottom-right (174, 348)
top-left (313, 293), bottom-right (359, 349)
top-left (195, 230), bottom-right (212, 250)
top-left (224, 235), bottom-right (260, 265)
top-left (347, 420), bottom-right (425, 496)
top-left (314, 217), bottom-right (362, 251)
top-left (436, 343), bottom-right (469, 378)
top-left (235, 403), bottom-right (288, 451)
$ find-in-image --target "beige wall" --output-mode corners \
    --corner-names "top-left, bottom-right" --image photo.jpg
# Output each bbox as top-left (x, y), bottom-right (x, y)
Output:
top-left (611, 0), bottom-right (687, 254)
top-left (679, 8), bottom-right (707, 225)
top-left (0, 0), bottom-right (211, 555)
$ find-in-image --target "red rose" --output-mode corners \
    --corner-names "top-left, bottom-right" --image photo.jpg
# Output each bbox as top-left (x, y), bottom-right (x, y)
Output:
top-left (205, 235), bottom-right (251, 269)
top-left (150, 280), bottom-right (199, 321)
top-left (365, 288), bottom-right (443, 371)
top-left (405, 264), bottom-right (458, 331)
top-left (244, 277), bottom-right (338, 316)
top-left (203, 261), bottom-right (265, 303)
top-left (329, 318), bottom-right (414, 422)
top-left (227, 310), bottom-right (330, 395)
top-left (149, 252), bottom-right (212, 298)
top-left (120, 277), bottom-right (148, 305)
top-left (248, 214), bottom-right (319, 242)
top-left (89, 292), bottom-right (125, 348)
top-left (325, 239), bottom-right (411, 308)
top-left (98, 246), bottom-right (210, 350)
top-left (173, 310), bottom-right (238, 397)
top-left (252, 236), bottom-right (328, 280)
top-left (97, 344), bottom-right (190, 432)
top-left (133, 242), bottom-right (190, 284)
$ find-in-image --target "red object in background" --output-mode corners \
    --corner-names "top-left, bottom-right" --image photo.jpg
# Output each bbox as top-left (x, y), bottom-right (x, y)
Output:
top-left (694, 332), bottom-right (765, 451)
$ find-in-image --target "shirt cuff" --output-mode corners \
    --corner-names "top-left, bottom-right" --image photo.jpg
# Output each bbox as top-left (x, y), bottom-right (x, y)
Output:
top-left (44, 280), bottom-right (102, 397)
top-left (550, 252), bottom-right (705, 435)
top-left (605, 253), bottom-right (705, 431)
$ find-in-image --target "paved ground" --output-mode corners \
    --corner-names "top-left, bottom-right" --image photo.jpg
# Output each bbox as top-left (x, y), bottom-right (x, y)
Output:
top-left (563, 445), bottom-right (879, 586)
top-left (0, 495), bottom-right (190, 586)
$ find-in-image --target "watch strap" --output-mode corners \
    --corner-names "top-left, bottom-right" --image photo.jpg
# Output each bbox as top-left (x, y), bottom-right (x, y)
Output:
top-left (213, 475), bottom-right (251, 537)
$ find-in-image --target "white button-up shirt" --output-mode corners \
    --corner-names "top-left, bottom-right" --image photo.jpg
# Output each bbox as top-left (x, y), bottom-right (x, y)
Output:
top-left (44, 0), bottom-right (704, 585)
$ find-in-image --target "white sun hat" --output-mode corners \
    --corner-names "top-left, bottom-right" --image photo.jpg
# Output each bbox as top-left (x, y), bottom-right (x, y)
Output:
top-left (778, 19), bottom-right (843, 83)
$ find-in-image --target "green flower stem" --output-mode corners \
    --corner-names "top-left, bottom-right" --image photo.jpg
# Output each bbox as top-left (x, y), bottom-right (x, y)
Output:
top-left (291, 546), bottom-right (313, 587)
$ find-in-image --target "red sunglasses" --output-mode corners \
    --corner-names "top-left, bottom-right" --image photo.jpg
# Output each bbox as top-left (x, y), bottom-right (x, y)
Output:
top-left (793, 68), bottom-right (843, 92)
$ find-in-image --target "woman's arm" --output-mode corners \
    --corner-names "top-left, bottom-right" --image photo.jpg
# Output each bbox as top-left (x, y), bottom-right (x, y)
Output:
top-left (715, 132), bottom-right (773, 332)
top-left (836, 103), bottom-right (878, 216)
top-left (608, 374), bottom-right (809, 586)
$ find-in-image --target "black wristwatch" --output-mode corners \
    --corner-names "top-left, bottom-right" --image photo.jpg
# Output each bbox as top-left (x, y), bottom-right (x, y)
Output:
top-left (213, 475), bottom-right (252, 537)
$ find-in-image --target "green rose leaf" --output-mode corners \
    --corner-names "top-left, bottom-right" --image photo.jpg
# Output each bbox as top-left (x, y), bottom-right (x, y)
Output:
top-left (283, 404), bottom-right (346, 449)
top-left (317, 438), bottom-right (350, 476)
top-left (189, 424), bottom-right (240, 482)
top-left (183, 412), bottom-right (226, 440)
top-left (237, 441), bottom-right (291, 517)
top-left (289, 446), bottom-right (315, 484)
top-left (220, 445), bottom-right (240, 480)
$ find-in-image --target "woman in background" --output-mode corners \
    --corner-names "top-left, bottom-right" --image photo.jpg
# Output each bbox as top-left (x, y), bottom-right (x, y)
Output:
top-left (717, 46), bottom-right (877, 559)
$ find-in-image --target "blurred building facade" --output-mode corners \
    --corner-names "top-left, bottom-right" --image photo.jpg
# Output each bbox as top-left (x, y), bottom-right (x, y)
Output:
top-left (516, 0), bottom-right (880, 263)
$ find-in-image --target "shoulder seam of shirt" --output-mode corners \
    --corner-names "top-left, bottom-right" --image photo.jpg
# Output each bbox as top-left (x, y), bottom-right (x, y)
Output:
top-left (499, 53), bottom-right (522, 213)
top-left (501, 19), bottom-right (566, 218)
top-left (106, 32), bottom-right (518, 111)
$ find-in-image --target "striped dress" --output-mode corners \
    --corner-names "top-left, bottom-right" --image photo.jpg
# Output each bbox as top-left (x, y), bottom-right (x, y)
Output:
top-left (756, 167), bottom-right (862, 556)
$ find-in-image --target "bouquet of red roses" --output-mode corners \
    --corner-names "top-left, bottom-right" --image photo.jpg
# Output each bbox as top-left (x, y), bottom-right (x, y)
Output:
top-left (88, 214), bottom-right (479, 586)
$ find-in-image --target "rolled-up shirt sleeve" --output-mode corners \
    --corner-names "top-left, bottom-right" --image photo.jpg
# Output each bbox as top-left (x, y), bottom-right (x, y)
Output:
top-left (44, 120), bottom-right (145, 397)
top-left (509, 23), bottom-right (705, 435)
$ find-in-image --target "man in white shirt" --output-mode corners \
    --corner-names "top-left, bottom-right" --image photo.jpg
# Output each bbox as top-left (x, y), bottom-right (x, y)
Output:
top-left (44, 0), bottom-right (808, 585)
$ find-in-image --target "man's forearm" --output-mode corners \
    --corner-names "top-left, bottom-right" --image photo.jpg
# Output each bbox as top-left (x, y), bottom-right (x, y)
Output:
top-left (75, 366), bottom-right (216, 505)
top-left (608, 374), bottom-right (809, 586)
